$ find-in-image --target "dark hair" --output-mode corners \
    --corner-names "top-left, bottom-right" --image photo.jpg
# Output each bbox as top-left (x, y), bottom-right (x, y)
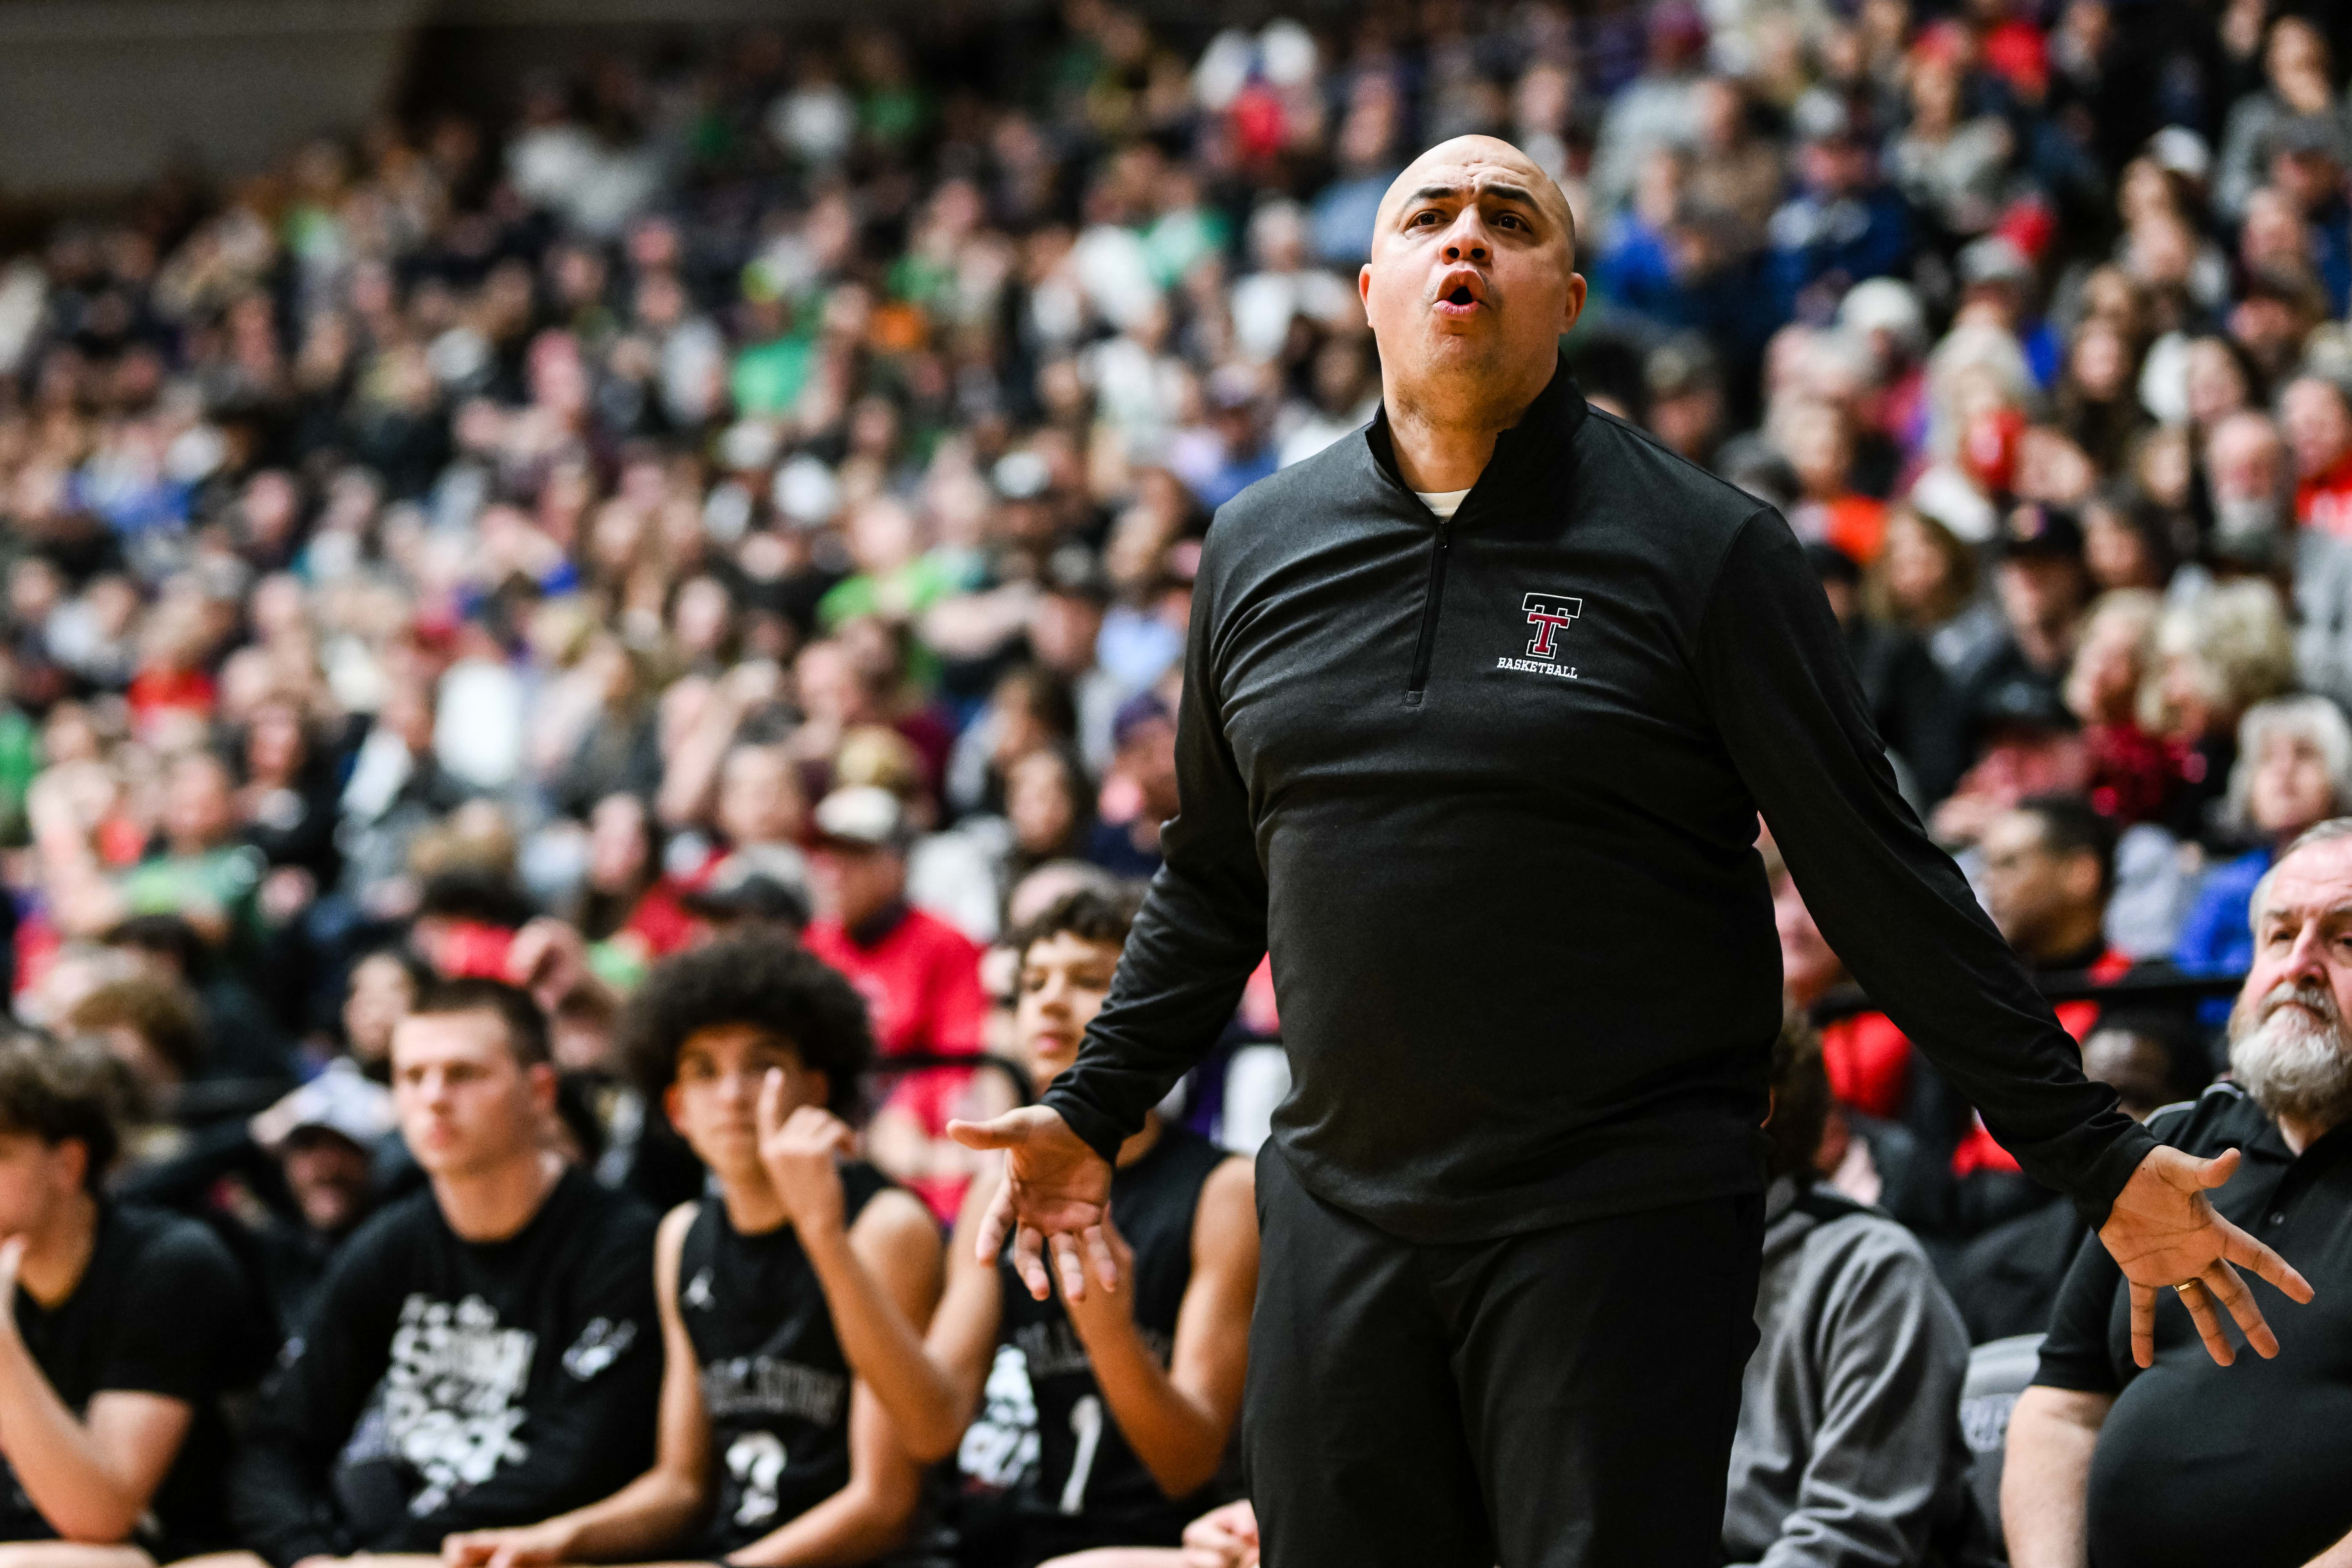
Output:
top-left (351, 944), bottom-right (434, 998)
top-left (994, 666), bottom-right (1078, 742)
top-left (2087, 482), bottom-right (2184, 582)
top-left (554, 1071), bottom-right (609, 1168)
top-left (2084, 1007), bottom-right (2211, 1106)
top-left (69, 977), bottom-right (205, 1078)
top-left (101, 913), bottom-right (208, 974)
top-left (408, 977), bottom-right (552, 1068)
top-left (2014, 792), bottom-right (2119, 899)
top-left (1004, 744), bottom-right (1097, 862)
top-left (1765, 1011), bottom-right (1833, 1182)
top-left (2190, 332), bottom-right (2267, 408)
top-left (1004, 886), bottom-right (1140, 965)
top-left (0, 1035), bottom-right (132, 1188)
top-left (618, 936), bottom-right (873, 1120)
top-left (415, 868), bottom-right (537, 929)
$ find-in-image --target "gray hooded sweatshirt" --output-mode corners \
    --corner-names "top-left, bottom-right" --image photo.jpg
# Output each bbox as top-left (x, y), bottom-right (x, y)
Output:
top-left (1722, 1177), bottom-right (1976, 1568)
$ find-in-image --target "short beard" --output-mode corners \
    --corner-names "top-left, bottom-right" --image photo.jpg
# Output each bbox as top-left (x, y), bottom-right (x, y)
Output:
top-left (2228, 980), bottom-right (2352, 1128)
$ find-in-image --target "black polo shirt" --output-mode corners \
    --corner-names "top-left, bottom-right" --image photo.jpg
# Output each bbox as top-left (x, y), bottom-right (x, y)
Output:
top-left (2035, 1081), bottom-right (2352, 1568)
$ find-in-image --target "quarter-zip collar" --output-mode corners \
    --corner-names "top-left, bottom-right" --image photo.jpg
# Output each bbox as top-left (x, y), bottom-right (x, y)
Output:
top-left (1366, 353), bottom-right (1589, 525)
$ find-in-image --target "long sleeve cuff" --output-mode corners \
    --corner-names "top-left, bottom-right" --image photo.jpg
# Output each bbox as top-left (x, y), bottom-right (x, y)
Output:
top-left (2066, 1115), bottom-right (2160, 1231)
top-left (1040, 1083), bottom-right (1135, 1168)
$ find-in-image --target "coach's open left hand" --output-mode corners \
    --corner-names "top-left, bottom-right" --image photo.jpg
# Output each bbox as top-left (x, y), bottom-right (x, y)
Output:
top-left (962, 131), bottom-right (2320, 1567)
top-left (2101, 1142), bottom-right (2309, 1366)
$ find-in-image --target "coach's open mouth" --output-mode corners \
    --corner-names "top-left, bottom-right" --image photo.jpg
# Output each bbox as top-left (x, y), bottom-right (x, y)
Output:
top-left (1434, 268), bottom-right (1486, 317)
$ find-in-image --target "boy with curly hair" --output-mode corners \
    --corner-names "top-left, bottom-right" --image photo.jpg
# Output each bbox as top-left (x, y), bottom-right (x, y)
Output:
top-left (443, 936), bottom-right (945, 1567)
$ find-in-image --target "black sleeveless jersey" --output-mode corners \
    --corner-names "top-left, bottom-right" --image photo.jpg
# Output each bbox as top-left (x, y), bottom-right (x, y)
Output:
top-left (991, 1126), bottom-right (1233, 1565)
top-left (676, 1164), bottom-right (893, 1555)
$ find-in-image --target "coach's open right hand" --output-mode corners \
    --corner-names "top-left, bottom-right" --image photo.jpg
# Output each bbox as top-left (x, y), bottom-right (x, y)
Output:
top-left (949, 1106), bottom-right (1115, 1303)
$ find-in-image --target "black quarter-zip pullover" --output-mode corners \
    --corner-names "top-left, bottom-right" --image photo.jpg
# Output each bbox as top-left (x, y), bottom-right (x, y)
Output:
top-left (1042, 360), bottom-right (2154, 1243)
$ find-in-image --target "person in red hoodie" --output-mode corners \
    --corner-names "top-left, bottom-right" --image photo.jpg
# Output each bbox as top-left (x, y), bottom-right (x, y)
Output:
top-left (2284, 372), bottom-right (2352, 538)
top-left (802, 785), bottom-right (989, 1220)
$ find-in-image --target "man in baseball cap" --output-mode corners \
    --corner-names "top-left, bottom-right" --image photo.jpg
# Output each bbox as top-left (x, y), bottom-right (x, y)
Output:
top-left (678, 844), bottom-right (814, 938)
top-left (236, 1061), bottom-right (399, 1335)
top-left (801, 786), bottom-right (990, 1221)
top-left (801, 786), bottom-right (985, 1060)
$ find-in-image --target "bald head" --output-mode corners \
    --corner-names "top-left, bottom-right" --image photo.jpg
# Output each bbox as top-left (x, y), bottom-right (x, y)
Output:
top-left (1359, 136), bottom-right (1587, 465)
top-left (1373, 136), bottom-right (1579, 268)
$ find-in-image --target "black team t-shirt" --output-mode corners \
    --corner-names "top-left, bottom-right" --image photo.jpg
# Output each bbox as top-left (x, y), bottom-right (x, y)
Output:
top-left (2033, 1082), bottom-right (2352, 1568)
top-left (0, 1202), bottom-right (264, 1556)
top-left (966, 1126), bottom-right (1234, 1568)
top-left (229, 1165), bottom-right (662, 1568)
top-left (676, 1161), bottom-right (893, 1555)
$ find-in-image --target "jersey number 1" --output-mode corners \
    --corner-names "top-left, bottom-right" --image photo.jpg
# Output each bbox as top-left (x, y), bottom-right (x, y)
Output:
top-left (1058, 1395), bottom-right (1104, 1515)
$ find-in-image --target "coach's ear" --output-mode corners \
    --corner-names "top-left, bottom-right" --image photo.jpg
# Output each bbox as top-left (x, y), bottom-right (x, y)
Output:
top-left (1762, 1089), bottom-right (1775, 1130)
top-left (1560, 269), bottom-right (1588, 335)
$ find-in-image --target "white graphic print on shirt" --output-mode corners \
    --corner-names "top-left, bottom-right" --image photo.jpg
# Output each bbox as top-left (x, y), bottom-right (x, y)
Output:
top-left (682, 1267), bottom-right (716, 1311)
top-left (699, 1355), bottom-right (848, 1425)
top-left (562, 1318), bottom-right (637, 1380)
top-left (381, 1293), bottom-right (537, 1515)
top-left (955, 1343), bottom-right (1040, 1490)
top-left (725, 1431), bottom-right (789, 1526)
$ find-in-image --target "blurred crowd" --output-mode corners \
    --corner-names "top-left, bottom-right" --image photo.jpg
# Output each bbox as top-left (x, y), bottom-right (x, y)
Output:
top-left (0, 0), bottom-right (2349, 1561)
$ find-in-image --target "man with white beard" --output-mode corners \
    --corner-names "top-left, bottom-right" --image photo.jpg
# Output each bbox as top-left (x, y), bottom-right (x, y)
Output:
top-left (2005, 817), bottom-right (2352, 1568)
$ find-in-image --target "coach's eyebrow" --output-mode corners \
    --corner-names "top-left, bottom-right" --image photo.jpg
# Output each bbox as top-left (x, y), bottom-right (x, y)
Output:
top-left (1396, 179), bottom-right (1551, 226)
top-left (1400, 183), bottom-right (1465, 211)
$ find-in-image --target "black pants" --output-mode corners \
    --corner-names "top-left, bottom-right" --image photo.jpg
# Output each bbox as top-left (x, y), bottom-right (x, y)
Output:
top-left (1243, 1144), bottom-right (1765, 1568)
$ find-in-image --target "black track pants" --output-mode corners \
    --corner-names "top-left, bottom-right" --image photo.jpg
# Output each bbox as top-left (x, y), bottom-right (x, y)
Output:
top-left (1242, 1144), bottom-right (1765, 1568)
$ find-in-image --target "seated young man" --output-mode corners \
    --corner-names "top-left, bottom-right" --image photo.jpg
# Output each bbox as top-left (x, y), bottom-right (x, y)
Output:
top-left (442, 935), bottom-right (944, 1567)
top-left (924, 889), bottom-right (1259, 1568)
top-left (226, 978), bottom-right (663, 1568)
top-left (1721, 1014), bottom-right (1976, 1568)
top-left (0, 1034), bottom-right (264, 1567)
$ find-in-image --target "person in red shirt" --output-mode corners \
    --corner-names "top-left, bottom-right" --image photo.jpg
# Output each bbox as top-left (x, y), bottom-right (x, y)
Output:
top-left (1944, 796), bottom-right (2134, 1213)
top-left (124, 602), bottom-right (218, 744)
top-left (2283, 372), bottom-right (2352, 537)
top-left (1783, 798), bottom-right (2136, 1231)
top-left (2062, 591), bottom-right (2187, 827)
top-left (1979, 795), bottom-right (2132, 1033)
top-left (802, 785), bottom-right (990, 1219)
top-left (572, 793), bottom-right (705, 966)
top-left (1783, 400), bottom-right (1890, 567)
top-left (1773, 848), bottom-right (1908, 1120)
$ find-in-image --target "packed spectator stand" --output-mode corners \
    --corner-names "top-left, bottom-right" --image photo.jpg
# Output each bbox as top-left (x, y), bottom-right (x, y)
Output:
top-left (0, 0), bottom-right (2349, 1563)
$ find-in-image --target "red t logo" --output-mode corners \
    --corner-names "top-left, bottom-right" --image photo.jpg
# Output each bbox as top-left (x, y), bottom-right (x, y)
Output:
top-left (1522, 592), bottom-right (1583, 659)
